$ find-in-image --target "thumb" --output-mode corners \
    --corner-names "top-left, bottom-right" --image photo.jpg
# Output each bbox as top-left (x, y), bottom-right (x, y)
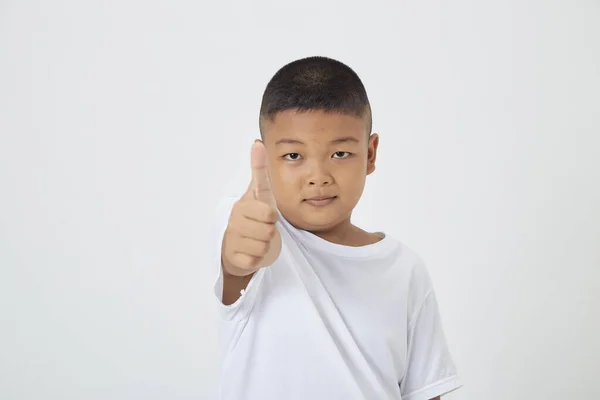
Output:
top-left (250, 140), bottom-right (276, 207)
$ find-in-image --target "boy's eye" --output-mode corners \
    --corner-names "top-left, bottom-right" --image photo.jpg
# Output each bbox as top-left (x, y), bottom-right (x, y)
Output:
top-left (283, 153), bottom-right (301, 161)
top-left (332, 151), bottom-right (351, 159)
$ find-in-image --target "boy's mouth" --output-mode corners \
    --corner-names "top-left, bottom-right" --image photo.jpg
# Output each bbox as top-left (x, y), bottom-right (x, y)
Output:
top-left (303, 195), bottom-right (337, 206)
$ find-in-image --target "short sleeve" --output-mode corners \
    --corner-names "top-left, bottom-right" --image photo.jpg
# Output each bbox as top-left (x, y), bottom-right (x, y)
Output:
top-left (400, 260), bottom-right (462, 400)
top-left (211, 196), bottom-right (267, 322)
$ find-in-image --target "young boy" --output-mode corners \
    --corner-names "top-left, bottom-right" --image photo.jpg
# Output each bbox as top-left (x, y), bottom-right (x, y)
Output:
top-left (212, 56), bottom-right (461, 400)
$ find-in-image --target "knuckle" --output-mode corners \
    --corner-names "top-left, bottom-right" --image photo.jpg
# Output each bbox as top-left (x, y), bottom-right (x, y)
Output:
top-left (267, 208), bottom-right (278, 222)
top-left (265, 224), bottom-right (276, 238)
top-left (259, 241), bottom-right (269, 255)
top-left (248, 256), bottom-right (260, 269)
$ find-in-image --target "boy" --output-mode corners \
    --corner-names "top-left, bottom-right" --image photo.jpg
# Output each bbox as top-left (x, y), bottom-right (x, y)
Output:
top-left (212, 56), bottom-right (461, 400)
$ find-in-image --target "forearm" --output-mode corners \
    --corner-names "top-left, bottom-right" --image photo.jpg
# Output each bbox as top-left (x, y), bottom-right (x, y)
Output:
top-left (221, 260), bottom-right (254, 306)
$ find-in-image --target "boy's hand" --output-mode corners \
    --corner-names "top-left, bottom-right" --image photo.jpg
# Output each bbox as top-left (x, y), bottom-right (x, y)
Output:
top-left (221, 141), bottom-right (282, 277)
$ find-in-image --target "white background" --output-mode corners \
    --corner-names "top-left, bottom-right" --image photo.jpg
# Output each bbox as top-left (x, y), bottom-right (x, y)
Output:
top-left (1, 1), bottom-right (599, 399)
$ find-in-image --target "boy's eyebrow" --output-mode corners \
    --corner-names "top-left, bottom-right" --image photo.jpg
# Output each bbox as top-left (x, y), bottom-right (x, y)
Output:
top-left (330, 136), bottom-right (359, 144)
top-left (275, 138), bottom-right (305, 145)
top-left (275, 136), bottom-right (360, 145)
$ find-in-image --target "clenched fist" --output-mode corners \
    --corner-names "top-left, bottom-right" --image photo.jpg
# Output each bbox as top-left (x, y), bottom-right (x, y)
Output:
top-left (221, 140), bottom-right (282, 278)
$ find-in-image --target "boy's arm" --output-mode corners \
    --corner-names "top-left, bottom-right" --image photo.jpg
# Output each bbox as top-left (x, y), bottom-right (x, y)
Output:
top-left (219, 140), bottom-right (281, 306)
top-left (399, 257), bottom-right (462, 399)
top-left (220, 266), bottom-right (254, 306)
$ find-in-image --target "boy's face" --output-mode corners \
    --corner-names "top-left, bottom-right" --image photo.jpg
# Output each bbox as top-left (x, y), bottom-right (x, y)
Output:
top-left (261, 109), bottom-right (379, 233)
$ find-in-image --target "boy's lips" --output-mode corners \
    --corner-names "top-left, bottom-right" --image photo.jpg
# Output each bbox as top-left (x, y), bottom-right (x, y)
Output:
top-left (303, 195), bottom-right (337, 206)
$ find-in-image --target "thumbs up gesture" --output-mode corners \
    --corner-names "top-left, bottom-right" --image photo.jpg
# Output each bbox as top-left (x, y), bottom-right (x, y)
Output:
top-left (221, 141), bottom-right (282, 277)
top-left (249, 140), bottom-right (278, 208)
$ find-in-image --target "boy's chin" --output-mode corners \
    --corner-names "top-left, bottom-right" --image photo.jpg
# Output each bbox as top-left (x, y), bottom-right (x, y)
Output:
top-left (292, 211), bottom-right (346, 232)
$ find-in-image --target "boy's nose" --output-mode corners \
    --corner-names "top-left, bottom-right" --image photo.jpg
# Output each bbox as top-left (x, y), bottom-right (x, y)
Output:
top-left (309, 179), bottom-right (330, 186)
top-left (308, 172), bottom-right (332, 186)
top-left (306, 160), bottom-right (333, 186)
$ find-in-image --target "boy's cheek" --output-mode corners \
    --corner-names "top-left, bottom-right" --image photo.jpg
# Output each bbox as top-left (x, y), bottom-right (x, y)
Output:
top-left (273, 169), bottom-right (302, 187)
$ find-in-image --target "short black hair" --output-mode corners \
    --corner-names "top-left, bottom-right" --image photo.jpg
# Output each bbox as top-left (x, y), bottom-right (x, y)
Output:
top-left (259, 56), bottom-right (372, 135)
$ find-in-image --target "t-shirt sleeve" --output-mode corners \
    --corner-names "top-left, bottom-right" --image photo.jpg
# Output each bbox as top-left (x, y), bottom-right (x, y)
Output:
top-left (399, 258), bottom-right (462, 400)
top-left (211, 196), bottom-right (267, 322)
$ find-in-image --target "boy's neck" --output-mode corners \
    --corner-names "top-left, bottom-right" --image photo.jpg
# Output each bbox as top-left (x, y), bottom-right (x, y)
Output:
top-left (309, 219), bottom-right (383, 247)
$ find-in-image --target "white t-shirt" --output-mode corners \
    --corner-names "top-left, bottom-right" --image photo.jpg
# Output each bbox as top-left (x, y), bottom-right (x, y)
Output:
top-left (212, 197), bottom-right (462, 400)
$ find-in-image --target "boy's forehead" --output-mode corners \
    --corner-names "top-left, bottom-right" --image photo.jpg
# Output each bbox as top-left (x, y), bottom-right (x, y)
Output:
top-left (262, 110), bottom-right (368, 142)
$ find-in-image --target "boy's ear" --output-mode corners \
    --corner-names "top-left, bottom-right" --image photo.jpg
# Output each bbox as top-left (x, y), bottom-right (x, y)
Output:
top-left (366, 133), bottom-right (379, 175)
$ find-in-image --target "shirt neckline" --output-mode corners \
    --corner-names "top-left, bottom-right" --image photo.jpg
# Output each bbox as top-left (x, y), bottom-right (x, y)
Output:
top-left (278, 213), bottom-right (396, 258)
